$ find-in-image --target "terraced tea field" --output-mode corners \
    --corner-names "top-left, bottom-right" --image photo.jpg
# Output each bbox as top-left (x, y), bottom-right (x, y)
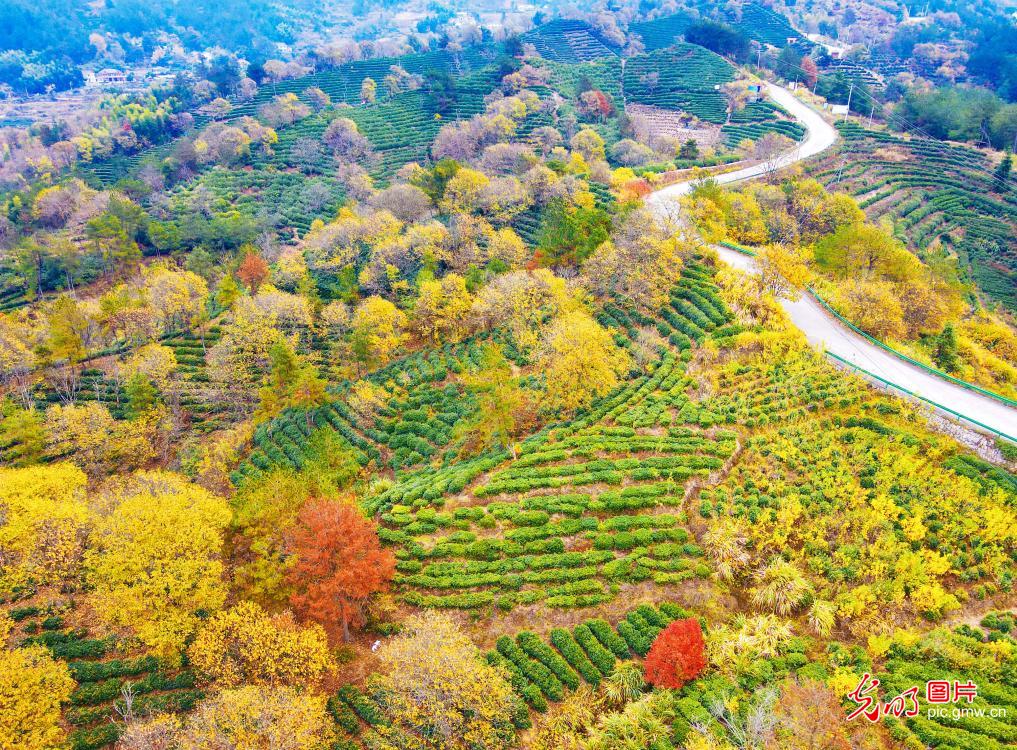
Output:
top-left (521, 20), bottom-right (618, 63)
top-left (624, 45), bottom-right (735, 124)
top-left (808, 122), bottom-right (1017, 309)
top-left (6, 599), bottom-right (202, 750)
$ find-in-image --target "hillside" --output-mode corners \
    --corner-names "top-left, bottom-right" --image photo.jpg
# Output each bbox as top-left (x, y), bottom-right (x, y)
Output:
top-left (1, 5), bottom-right (1016, 750)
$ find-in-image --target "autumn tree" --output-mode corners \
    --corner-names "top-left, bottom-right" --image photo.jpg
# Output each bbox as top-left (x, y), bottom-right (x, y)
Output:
top-left (571, 128), bottom-right (606, 161)
top-left (360, 77), bottom-right (377, 104)
top-left (756, 243), bottom-right (811, 300)
top-left (801, 57), bottom-right (819, 88)
top-left (142, 266), bottom-right (209, 332)
top-left (537, 310), bottom-right (631, 414)
top-left (286, 499), bottom-right (395, 642)
top-left (814, 222), bottom-right (920, 282)
top-left (322, 118), bottom-right (371, 163)
top-left (643, 618), bottom-right (707, 689)
top-left (176, 686), bottom-right (334, 750)
top-left (189, 601), bottom-right (333, 688)
top-left (413, 273), bottom-right (475, 344)
top-left (374, 611), bottom-right (518, 750)
top-left (772, 679), bottom-right (852, 749)
top-left (471, 270), bottom-right (570, 349)
top-left (578, 90), bottom-right (613, 121)
top-left (753, 132), bottom-right (794, 181)
top-left (455, 344), bottom-right (534, 457)
top-left (0, 619), bottom-right (76, 750)
top-left (583, 207), bottom-right (684, 310)
top-left (237, 251), bottom-right (270, 293)
top-left (44, 402), bottom-right (163, 476)
top-left (350, 296), bottom-right (408, 370)
top-left (85, 472), bottom-right (232, 658)
top-left (0, 463), bottom-right (91, 594)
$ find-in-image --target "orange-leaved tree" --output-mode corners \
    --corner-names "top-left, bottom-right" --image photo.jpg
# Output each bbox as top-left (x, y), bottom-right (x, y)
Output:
top-left (286, 499), bottom-right (394, 642)
top-left (236, 251), bottom-right (269, 293)
top-left (643, 618), bottom-right (707, 689)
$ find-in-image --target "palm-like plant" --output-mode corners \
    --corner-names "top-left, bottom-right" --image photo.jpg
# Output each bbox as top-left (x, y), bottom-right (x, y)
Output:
top-left (703, 519), bottom-right (751, 581)
top-left (601, 660), bottom-right (644, 708)
top-left (750, 557), bottom-right (813, 615)
top-left (807, 599), bottom-right (837, 636)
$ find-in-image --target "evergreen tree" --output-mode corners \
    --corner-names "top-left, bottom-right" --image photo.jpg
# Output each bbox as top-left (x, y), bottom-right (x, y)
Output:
top-left (993, 153), bottom-right (1012, 191)
top-left (125, 373), bottom-right (159, 418)
top-left (934, 323), bottom-right (959, 372)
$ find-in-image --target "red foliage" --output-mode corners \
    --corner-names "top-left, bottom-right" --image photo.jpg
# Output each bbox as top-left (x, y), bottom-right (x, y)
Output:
top-left (622, 178), bottom-right (652, 199)
top-left (801, 58), bottom-right (819, 88)
top-left (286, 499), bottom-right (395, 642)
top-left (236, 251), bottom-right (269, 292)
top-left (643, 618), bottom-right (707, 689)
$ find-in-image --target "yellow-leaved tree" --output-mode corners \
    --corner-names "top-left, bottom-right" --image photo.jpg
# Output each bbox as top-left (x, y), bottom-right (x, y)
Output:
top-left (176, 685), bottom-right (334, 750)
top-left (85, 472), bottom-right (231, 659)
top-left (0, 615), bottom-right (76, 750)
top-left (189, 601), bottom-right (334, 688)
top-left (373, 611), bottom-right (518, 750)
top-left (350, 296), bottom-right (408, 370)
top-left (412, 273), bottom-right (475, 344)
top-left (0, 463), bottom-right (91, 595)
top-left (537, 310), bottom-right (631, 414)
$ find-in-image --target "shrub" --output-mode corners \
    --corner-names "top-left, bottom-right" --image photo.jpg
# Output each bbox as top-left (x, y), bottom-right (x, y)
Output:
top-left (643, 618), bottom-right (707, 689)
top-left (517, 632), bottom-right (581, 690)
top-left (573, 623), bottom-right (615, 676)
top-left (496, 636), bottom-right (564, 701)
top-left (587, 618), bottom-right (631, 659)
top-left (617, 620), bottom-right (651, 656)
top-left (327, 694), bottom-right (361, 735)
top-left (550, 628), bottom-right (601, 686)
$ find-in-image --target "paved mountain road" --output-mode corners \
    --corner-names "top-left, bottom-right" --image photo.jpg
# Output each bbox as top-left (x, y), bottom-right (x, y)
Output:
top-left (646, 83), bottom-right (1017, 441)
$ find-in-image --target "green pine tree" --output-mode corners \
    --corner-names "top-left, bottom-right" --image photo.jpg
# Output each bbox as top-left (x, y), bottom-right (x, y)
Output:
top-left (934, 323), bottom-right (959, 373)
top-left (993, 153), bottom-right (1012, 191)
top-left (125, 372), bottom-right (159, 418)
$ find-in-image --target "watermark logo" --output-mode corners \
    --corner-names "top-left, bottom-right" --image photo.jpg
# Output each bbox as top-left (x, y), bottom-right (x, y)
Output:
top-left (846, 673), bottom-right (919, 721)
top-left (845, 674), bottom-right (1003, 722)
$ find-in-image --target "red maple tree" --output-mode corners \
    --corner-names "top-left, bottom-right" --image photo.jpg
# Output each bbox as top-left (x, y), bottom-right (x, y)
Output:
top-left (643, 618), bottom-right (707, 689)
top-left (286, 499), bottom-right (395, 642)
top-left (236, 251), bottom-right (269, 293)
top-left (801, 58), bottom-right (819, 89)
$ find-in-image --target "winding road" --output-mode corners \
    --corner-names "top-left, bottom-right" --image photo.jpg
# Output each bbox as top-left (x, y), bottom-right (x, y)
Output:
top-left (646, 82), bottom-right (1017, 442)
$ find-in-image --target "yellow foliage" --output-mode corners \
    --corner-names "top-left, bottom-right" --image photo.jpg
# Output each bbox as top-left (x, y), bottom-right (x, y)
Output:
top-left (189, 601), bottom-right (334, 688)
top-left (0, 644), bottom-right (75, 750)
top-left (537, 310), bottom-right (631, 414)
top-left (375, 611), bottom-right (517, 750)
top-left (866, 634), bottom-right (892, 659)
top-left (0, 463), bottom-right (90, 594)
top-left (826, 667), bottom-right (861, 699)
top-left (85, 472), bottom-right (231, 659)
top-left (351, 296), bottom-right (408, 368)
top-left (178, 685), bottom-right (334, 750)
top-left (413, 273), bottom-right (475, 344)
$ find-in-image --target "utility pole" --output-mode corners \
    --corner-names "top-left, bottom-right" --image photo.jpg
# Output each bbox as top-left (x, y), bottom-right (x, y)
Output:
top-left (843, 82), bottom-right (854, 121)
top-left (867, 100), bottom-right (875, 128)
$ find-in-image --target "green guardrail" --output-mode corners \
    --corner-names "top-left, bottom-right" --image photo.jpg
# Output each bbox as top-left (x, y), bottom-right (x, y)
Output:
top-left (714, 240), bottom-right (1017, 410)
top-left (826, 351), bottom-right (1015, 444)
top-left (718, 241), bottom-right (757, 257)
top-left (810, 290), bottom-right (1017, 410)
